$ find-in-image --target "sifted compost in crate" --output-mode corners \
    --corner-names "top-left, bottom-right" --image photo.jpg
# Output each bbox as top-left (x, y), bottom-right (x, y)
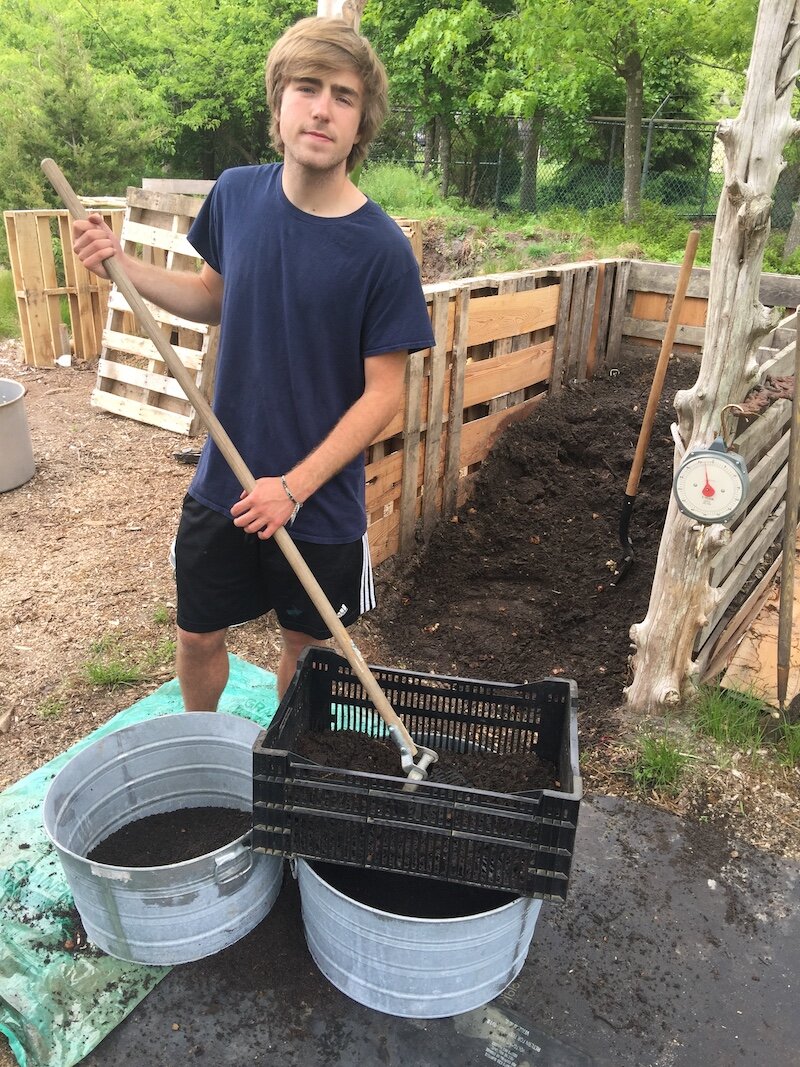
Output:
top-left (294, 729), bottom-right (559, 791)
top-left (253, 647), bottom-right (582, 900)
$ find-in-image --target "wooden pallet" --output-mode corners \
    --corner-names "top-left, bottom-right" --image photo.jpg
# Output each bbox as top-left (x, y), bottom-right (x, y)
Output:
top-left (91, 188), bottom-right (219, 436)
top-left (3, 208), bottom-right (122, 367)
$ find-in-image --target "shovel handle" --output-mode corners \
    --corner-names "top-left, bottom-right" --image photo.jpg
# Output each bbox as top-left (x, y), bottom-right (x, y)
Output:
top-left (625, 228), bottom-right (701, 498)
top-left (42, 158), bottom-right (418, 757)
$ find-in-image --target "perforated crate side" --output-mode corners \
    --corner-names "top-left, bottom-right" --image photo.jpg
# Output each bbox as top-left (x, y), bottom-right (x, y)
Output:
top-left (252, 647), bottom-right (582, 899)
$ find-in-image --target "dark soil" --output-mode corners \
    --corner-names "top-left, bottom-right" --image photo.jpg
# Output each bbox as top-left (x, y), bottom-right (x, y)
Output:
top-left (86, 807), bottom-right (252, 867)
top-left (371, 353), bottom-right (702, 744)
top-left (294, 728), bottom-right (558, 791)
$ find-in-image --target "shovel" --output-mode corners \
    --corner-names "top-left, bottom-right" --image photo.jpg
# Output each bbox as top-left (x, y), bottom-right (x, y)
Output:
top-left (611, 228), bottom-right (700, 586)
top-left (42, 157), bottom-right (438, 784)
top-left (777, 329), bottom-right (800, 712)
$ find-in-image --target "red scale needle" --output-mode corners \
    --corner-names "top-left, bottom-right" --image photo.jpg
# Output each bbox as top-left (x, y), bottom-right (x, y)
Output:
top-left (702, 465), bottom-right (715, 498)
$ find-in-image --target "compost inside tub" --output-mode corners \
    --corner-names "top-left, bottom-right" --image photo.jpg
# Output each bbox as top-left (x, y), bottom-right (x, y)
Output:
top-left (294, 729), bottom-right (559, 791)
top-left (309, 860), bottom-right (517, 918)
top-left (86, 807), bottom-right (252, 866)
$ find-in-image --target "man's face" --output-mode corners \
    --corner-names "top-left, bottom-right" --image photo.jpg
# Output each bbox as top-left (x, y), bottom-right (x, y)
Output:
top-left (278, 69), bottom-right (363, 174)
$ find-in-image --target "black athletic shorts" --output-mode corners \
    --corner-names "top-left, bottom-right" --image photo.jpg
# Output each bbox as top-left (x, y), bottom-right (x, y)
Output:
top-left (174, 495), bottom-right (375, 639)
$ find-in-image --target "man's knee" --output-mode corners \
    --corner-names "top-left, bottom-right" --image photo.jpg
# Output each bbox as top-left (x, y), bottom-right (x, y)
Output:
top-left (177, 627), bottom-right (227, 658)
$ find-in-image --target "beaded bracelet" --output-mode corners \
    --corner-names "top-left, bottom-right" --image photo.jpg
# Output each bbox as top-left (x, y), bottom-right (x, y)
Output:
top-left (281, 474), bottom-right (303, 526)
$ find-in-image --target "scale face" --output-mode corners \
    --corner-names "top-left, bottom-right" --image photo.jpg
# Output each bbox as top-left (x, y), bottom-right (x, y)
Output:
top-left (673, 440), bottom-right (749, 524)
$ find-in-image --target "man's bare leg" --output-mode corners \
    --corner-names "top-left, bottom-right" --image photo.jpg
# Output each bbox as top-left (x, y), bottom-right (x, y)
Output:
top-left (177, 627), bottom-right (229, 711)
top-left (278, 627), bottom-right (329, 698)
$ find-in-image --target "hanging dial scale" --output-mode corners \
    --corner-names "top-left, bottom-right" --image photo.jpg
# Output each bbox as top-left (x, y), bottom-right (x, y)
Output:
top-left (673, 436), bottom-right (749, 525)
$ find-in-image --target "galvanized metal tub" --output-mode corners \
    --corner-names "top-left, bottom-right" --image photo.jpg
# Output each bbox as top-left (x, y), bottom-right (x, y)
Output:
top-left (43, 713), bottom-right (283, 965)
top-left (296, 859), bottom-right (542, 1018)
top-left (0, 378), bottom-right (35, 492)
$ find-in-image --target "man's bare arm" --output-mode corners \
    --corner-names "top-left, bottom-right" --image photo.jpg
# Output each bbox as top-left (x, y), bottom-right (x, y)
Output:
top-left (72, 214), bottom-right (224, 325)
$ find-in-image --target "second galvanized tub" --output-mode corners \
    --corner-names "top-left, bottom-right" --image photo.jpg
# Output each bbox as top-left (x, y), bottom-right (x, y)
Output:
top-left (296, 860), bottom-right (542, 1018)
top-left (43, 713), bottom-right (283, 965)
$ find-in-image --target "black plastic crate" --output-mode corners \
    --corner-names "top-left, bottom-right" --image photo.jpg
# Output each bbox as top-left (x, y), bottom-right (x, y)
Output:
top-left (252, 647), bottom-right (582, 900)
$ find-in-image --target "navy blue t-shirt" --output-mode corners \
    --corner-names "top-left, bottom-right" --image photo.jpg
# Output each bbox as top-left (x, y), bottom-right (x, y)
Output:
top-left (186, 163), bottom-right (435, 543)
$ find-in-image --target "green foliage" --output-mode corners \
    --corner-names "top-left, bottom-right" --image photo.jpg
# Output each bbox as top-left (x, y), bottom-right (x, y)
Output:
top-left (152, 604), bottom-right (171, 626)
top-left (632, 730), bottom-right (689, 793)
top-left (694, 684), bottom-right (766, 750)
top-left (361, 163), bottom-right (446, 214)
top-left (762, 233), bottom-right (800, 277)
top-left (0, 270), bottom-right (19, 338)
top-left (777, 718), bottom-right (800, 767)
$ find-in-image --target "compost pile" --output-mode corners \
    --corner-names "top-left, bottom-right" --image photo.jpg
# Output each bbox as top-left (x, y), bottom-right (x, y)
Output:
top-left (371, 352), bottom-right (701, 745)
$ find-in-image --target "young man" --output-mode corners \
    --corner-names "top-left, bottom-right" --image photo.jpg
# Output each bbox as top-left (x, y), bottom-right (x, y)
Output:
top-left (72, 17), bottom-right (435, 706)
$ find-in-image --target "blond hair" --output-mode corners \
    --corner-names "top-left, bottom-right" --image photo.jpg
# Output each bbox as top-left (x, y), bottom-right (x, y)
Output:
top-left (265, 17), bottom-right (388, 173)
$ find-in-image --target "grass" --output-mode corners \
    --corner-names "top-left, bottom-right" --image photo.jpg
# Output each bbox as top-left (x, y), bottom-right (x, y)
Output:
top-left (0, 269), bottom-right (19, 339)
top-left (693, 684), bottom-right (766, 750)
top-left (632, 729), bottom-right (689, 794)
top-left (359, 164), bottom-right (730, 273)
top-left (83, 631), bottom-right (175, 689)
top-left (38, 695), bottom-right (67, 719)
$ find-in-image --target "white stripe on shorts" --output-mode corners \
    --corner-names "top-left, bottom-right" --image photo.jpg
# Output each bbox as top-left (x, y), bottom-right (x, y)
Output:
top-left (360, 532), bottom-right (376, 614)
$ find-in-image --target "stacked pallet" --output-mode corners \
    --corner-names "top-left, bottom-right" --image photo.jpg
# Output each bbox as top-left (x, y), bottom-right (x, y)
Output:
top-left (90, 188), bottom-right (219, 435)
top-left (3, 207), bottom-right (123, 368)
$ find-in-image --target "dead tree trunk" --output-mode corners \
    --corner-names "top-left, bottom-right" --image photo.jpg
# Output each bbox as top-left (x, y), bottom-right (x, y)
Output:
top-left (625, 0), bottom-right (800, 712)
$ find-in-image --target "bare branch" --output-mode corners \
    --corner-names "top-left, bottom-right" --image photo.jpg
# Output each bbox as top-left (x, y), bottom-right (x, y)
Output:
top-left (777, 69), bottom-right (800, 98)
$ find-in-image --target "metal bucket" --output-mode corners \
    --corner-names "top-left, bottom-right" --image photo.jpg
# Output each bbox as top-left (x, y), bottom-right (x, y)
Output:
top-left (296, 860), bottom-right (542, 1018)
top-left (43, 713), bottom-right (283, 965)
top-left (0, 378), bottom-right (35, 492)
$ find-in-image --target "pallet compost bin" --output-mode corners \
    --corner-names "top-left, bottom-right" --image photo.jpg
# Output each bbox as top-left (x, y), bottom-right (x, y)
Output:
top-left (252, 648), bottom-right (582, 900)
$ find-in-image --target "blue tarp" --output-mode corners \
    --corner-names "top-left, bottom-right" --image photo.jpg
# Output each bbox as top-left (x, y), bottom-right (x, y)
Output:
top-left (0, 655), bottom-right (278, 1067)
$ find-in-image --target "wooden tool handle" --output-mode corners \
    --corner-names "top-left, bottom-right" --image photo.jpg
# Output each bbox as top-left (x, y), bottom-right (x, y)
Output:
top-left (42, 158), bottom-right (418, 755)
top-left (625, 228), bottom-right (701, 497)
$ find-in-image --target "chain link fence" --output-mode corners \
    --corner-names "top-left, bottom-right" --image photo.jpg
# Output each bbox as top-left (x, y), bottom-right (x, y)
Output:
top-left (371, 111), bottom-right (797, 227)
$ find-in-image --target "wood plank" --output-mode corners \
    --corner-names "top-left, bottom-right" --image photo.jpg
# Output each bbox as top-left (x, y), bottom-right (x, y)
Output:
top-left (101, 330), bottom-right (205, 372)
top-left (565, 267), bottom-right (588, 383)
top-left (718, 530), bottom-right (800, 706)
top-left (398, 352), bottom-right (425, 554)
top-left (106, 289), bottom-right (211, 334)
top-left (577, 263), bottom-right (599, 381)
top-left (120, 219), bottom-right (199, 258)
top-left (710, 464), bottom-right (787, 587)
top-left (702, 508), bottom-right (785, 639)
top-left (90, 390), bottom-right (193, 434)
top-left (463, 341), bottom-right (552, 406)
top-left (13, 213), bottom-right (55, 367)
top-left (422, 291), bottom-right (451, 536)
top-left (96, 357), bottom-right (194, 400)
top-left (697, 554), bottom-right (782, 678)
top-left (466, 285), bottom-right (559, 347)
top-left (126, 187), bottom-right (209, 219)
top-left (3, 214), bottom-right (35, 364)
top-left (442, 286), bottom-right (470, 519)
top-left (622, 317), bottom-right (707, 347)
top-left (366, 450), bottom-right (404, 511)
top-left (593, 261), bottom-right (617, 375)
top-left (459, 395), bottom-right (543, 469)
top-left (735, 400), bottom-right (790, 468)
top-left (629, 261), bottom-right (800, 307)
top-left (605, 259), bottom-right (632, 367)
top-left (549, 272), bottom-right (573, 397)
